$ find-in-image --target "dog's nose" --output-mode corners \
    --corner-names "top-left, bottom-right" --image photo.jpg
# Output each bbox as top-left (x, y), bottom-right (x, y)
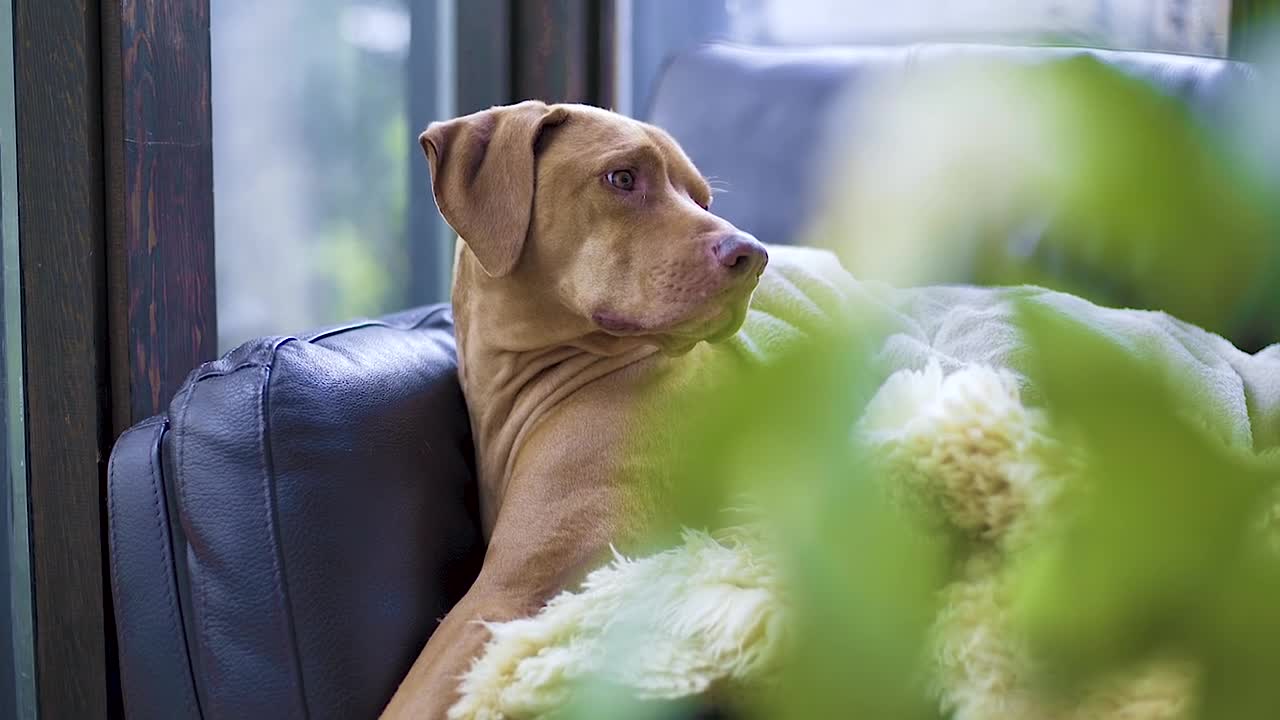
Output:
top-left (713, 233), bottom-right (768, 276)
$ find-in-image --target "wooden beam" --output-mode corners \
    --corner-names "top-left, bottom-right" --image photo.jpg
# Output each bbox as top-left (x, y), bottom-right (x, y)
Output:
top-left (456, 0), bottom-right (512, 115)
top-left (102, 0), bottom-right (216, 433)
top-left (511, 0), bottom-right (616, 107)
top-left (13, 0), bottom-right (111, 716)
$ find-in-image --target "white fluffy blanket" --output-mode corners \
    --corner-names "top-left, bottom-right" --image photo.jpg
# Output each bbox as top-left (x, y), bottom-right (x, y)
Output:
top-left (448, 528), bottom-right (782, 719)
top-left (448, 361), bottom-right (1179, 719)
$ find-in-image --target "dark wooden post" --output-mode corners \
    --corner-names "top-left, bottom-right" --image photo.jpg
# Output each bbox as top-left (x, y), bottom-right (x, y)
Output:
top-left (13, 0), bottom-right (113, 716)
top-left (102, 0), bottom-right (217, 433)
top-left (98, 5), bottom-right (215, 713)
top-left (511, 0), bottom-right (617, 107)
top-left (13, 1), bottom-right (214, 716)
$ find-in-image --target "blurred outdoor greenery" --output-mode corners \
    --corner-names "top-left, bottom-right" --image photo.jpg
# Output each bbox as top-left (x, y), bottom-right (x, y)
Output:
top-left (213, 0), bottom-right (412, 349)
top-left (561, 14), bottom-right (1280, 720)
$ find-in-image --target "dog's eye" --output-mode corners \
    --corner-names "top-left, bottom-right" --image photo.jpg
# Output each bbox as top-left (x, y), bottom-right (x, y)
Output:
top-left (606, 170), bottom-right (636, 192)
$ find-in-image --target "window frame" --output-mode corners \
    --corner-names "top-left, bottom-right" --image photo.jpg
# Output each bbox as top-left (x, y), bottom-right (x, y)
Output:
top-left (14, 0), bottom-right (117, 716)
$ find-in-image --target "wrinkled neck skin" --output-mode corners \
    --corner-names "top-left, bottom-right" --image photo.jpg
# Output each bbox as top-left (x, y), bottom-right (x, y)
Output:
top-left (452, 248), bottom-right (665, 536)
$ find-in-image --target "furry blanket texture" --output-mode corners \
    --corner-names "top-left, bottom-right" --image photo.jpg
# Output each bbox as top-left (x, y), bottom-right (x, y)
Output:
top-left (449, 362), bottom-right (1191, 720)
top-left (449, 261), bottom-right (1280, 719)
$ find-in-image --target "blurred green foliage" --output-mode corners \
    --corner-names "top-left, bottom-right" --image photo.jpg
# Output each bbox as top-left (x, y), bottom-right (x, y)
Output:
top-left (971, 57), bottom-right (1278, 339)
top-left (298, 0), bottom-right (410, 322)
top-left (1011, 300), bottom-right (1280, 718)
top-left (562, 23), bottom-right (1280, 720)
top-left (669, 331), bottom-right (945, 720)
top-left (824, 51), bottom-right (1280, 348)
top-left (213, 0), bottom-right (412, 349)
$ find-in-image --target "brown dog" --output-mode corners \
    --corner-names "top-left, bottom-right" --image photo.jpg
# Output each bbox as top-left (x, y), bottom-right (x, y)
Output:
top-left (382, 101), bottom-right (845, 718)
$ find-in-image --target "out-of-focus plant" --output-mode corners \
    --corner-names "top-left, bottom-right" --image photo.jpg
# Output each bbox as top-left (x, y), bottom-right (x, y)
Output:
top-left (212, 0), bottom-right (411, 348)
top-left (563, 328), bottom-right (950, 720)
top-left (811, 47), bottom-right (1280, 346)
top-left (1009, 300), bottom-right (1280, 719)
top-left (669, 331), bottom-right (947, 720)
top-left (563, 21), bottom-right (1280, 720)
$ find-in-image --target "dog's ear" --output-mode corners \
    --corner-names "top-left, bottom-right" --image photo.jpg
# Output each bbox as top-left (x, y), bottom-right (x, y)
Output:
top-left (420, 101), bottom-right (568, 278)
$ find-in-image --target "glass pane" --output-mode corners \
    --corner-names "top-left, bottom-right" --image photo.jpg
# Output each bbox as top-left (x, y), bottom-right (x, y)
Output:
top-left (0, 0), bottom-right (35, 716)
top-left (212, 0), bottom-right (454, 351)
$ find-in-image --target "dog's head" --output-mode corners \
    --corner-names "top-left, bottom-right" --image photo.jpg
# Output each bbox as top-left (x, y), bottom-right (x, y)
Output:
top-left (421, 101), bottom-right (766, 354)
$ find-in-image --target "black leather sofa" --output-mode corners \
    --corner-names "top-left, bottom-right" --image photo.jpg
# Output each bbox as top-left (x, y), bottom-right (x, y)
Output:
top-left (107, 43), bottom-right (1258, 719)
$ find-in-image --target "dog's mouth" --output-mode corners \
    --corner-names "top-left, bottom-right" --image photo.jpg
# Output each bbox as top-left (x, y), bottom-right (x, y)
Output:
top-left (590, 276), bottom-right (758, 353)
top-left (592, 313), bottom-right (652, 334)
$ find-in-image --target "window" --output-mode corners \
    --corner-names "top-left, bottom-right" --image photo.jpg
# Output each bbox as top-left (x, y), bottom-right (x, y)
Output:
top-left (212, 0), bottom-right (455, 351)
top-left (0, 1), bottom-right (34, 716)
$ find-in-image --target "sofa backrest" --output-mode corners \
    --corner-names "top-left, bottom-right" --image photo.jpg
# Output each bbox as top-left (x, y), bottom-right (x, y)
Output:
top-left (108, 304), bottom-right (483, 720)
top-left (647, 43), bottom-right (1257, 249)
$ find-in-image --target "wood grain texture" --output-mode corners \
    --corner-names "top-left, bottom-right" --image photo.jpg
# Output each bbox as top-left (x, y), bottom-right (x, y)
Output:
top-left (100, 5), bottom-right (213, 709)
top-left (511, 0), bottom-right (616, 107)
top-left (103, 0), bottom-right (216, 433)
top-left (594, 0), bottom-right (618, 110)
top-left (13, 1), bottom-right (112, 717)
top-left (513, 0), bottom-right (592, 104)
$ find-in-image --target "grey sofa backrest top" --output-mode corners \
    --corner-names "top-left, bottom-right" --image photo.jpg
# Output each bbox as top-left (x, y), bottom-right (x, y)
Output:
top-left (647, 42), bottom-right (1256, 249)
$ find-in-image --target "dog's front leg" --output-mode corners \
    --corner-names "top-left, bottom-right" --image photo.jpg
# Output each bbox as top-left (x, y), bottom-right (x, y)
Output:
top-left (381, 476), bottom-right (625, 719)
top-left (384, 371), bottom-right (657, 718)
top-left (379, 570), bottom-right (525, 719)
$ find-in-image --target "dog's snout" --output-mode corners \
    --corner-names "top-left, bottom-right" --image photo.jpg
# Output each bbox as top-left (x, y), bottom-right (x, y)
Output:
top-left (713, 233), bottom-right (768, 276)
